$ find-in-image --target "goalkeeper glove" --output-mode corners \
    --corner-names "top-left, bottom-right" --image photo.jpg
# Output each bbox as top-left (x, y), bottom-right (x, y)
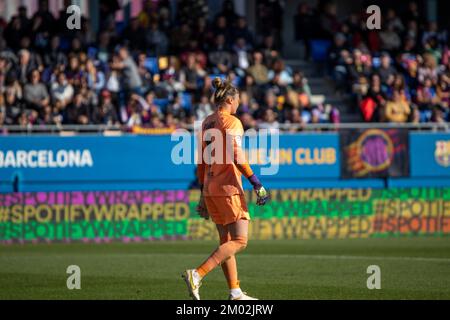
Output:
top-left (196, 185), bottom-right (209, 220)
top-left (248, 174), bottom-right (269, 206)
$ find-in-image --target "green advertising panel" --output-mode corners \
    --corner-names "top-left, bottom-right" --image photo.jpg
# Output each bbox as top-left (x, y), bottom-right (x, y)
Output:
top-left (0, 188), bottom-right (449, 244)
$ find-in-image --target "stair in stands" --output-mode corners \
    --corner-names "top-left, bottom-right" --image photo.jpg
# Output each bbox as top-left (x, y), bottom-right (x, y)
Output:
top-left (286, 59), bottom-right (360, 123)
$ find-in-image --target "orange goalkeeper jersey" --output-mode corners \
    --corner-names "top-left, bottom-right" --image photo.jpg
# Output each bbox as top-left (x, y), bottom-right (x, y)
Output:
top-left (197, 109), bottom-right (253, 197)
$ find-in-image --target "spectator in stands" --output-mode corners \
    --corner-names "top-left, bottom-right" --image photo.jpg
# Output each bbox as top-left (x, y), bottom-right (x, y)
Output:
top-left (64, 92), bottom-right (90, 125)
top-left (85, 59), bottom-right (105, 94)
top-left (286, 108), bottom-right (304, 132)
top-left (122, 17), bottom-right (145, 52)
top-left (247, 51), bottom-right (269, 86)
top-left (164, 112), bottom-right (178, 129)
top-left (240, 112), bottom-right (257, 131)
top-left (169, 23), bottom-right (191, 54)
top-left (416, 76), bottom-right (439, 121)
top-left (42, 103), bottom-right (62, 126)
top-left (43, 36), bottom-right (67, 68)
top-left (7, 0), bottom-right (440, 131)
top-left (3, 17), bottom-right (25, 51)
top-left (232, 17), bottom-right (254, 47)
top-left (14, 49), bottom-right (40, 85)
top-left (93, 89), bottom-right (119, 125)
top-left (16, 6), bottom-right (30, 34)
top-left (319, 2), bottom-right (340, 39)
top-left (23, 69), bottom-right (49, 114)
top-left (195, 95), bottom-right (213, 122)
top-left (360, 74), bottom-right (386, 122)
top-left (347, 50), bottom-right (372, 83)
top-left (294, 2), bottom-right (315, 60)
top-left (236, 91), bottom-right (252, 116)
top-left (0, 55), bottom-right (8, 90)
top-left (328, 33), bottom-right (348, 72)
top-left (218, 0), bottom-right (239, 27)
top-left (384, 90), bottom-right (411, 123)
top-left (145, 21), bottom-right (169, 56)
top-left (402, 1), bottom-right (423, 28)
top-left (269, 59), bottom-right (292, 86)
top-left (386, 9), bottom-right (405, 33)
top-left (258, 108), bottom-right (280, 132)
top-left (353, 75), bottom-right (369, 105)
top-left (257, 90), bottom-right (281, 122)
top-left (213, 15), bottom-right (232, 47)
top-left (180, 53), bottom-right (206, 97)
top-left (180, 38), bottom-right (207, 70)
top-left (378, 53), bottom-right (397, 86)
top-left (96, 31), bottom-right (113, 64)
top-left (403, 60), bottom-right (419, 94)
top-left (323, 1), bottom-right (450, 123)
top-left (437, 74), bottom-right (450, 119)
top-left (65, 54), bottom-right (82, 86)
top-left (259, 35), bottom-right (280, 67)
top-left (290, 71), bottom-right (311, 108)
top-left (166, 93), bottom-right (186, 120)
top-left (137, 91), bottom-right (163, 119)
top-left (208, 34), bottom-right (232, 74)
top-left (232, 37), bottom-right (252, 72)
top-left (409, 105), bottom-right (421, 123)
top-left (31, 0), bottom-right (56, 35)
top-left (241, 73), bottom-right (260, 102)
top-left (418, 53), bottom-right (439, 83)
top-left (51, 72), bottom-right (74, 108)
top-left (422, 21), bottom-right (447, 48)
top-left (268, 73), bottom-right (288, 98)
top-left (409, 18), bottom-right (422, 43)
top-left (3, 87), bottom-right (24, 125)
top-left (115, 46), bottom-right (143, 96)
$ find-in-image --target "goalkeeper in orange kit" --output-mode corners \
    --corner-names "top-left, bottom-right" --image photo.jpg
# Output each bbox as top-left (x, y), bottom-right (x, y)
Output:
top-left (182, 78), bottom-right (269, 300)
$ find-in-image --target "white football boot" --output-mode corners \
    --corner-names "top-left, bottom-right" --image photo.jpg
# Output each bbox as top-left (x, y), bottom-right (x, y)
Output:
top-left (229, 291), bottom-right (259, 300)
top-left (182, 269), bottom-right (202, 300)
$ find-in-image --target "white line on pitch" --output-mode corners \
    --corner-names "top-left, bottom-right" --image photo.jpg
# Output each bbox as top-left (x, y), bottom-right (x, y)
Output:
top-left (122, 253), bottom-right (450, 263)
top-left (245, 254), bottom-right (450, 263)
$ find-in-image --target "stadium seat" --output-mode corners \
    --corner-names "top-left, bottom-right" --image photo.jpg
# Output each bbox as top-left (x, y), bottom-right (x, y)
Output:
top-left (115, 22), bottom-right (126, 34)
top-left (59, 37), bottom-right (70, 51)
top-left (153, 98), bottom-right (170, 111)
top-left (144, 57), bottom-right (159, 74)
top-left (87, 47), bottom-right (98, 60)
top-left (310, 40), bottom-right (332, 62)
top-left (233, 76), bottom-right (242, 87)
top-left (181, 92), bottom-right (193, 110)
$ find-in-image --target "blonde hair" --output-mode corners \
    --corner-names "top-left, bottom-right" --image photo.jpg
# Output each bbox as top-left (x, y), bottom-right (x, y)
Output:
top-left (212, 77), bottom-right (239, 106)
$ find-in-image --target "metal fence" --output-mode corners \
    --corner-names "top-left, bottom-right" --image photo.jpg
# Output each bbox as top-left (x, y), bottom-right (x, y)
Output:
top-left (0, 122), bottom-right (449, 136)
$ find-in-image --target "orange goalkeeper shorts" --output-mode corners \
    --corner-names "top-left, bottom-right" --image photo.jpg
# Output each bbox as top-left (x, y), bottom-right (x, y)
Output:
top-left (204, 194), bottom-right (251, 226)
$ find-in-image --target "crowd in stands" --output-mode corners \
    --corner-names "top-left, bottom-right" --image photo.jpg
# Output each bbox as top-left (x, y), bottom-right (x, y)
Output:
top-left (1, 0), bottom-right (447, 130)
top-left (0, 0), bottom-right (339, 132)
top-left (317, 1), bottom-right (450, 123)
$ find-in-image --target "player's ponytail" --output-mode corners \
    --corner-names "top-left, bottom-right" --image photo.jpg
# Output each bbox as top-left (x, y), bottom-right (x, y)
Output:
top-left (212, 77), bottom-right (239, 106)
top-left (212, 77), bottom-right (224, 90)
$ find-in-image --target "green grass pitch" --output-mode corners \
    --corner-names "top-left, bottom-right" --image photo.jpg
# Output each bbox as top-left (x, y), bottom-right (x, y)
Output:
top-left (1, 238), bottom-right (450, 300)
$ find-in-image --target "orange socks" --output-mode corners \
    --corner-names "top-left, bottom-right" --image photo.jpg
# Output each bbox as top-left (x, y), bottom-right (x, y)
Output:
top-left (196, 236), bottom-right (248, 281)
top-left (222, 256), bottom-right (240, 289)
top-left (220, 232), bottom-right (239, 289)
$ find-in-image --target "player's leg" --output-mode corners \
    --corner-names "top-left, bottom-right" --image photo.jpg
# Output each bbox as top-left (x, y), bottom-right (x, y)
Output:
top-left (216, 224), bottom-right (240, 291)
top-left (196, 219), bottom-right (248, 279)
top-left (183, 196), bottom-right (251, 300)
top-left (225, 220), bottom-right (257, 300)
top-left (182, 221), bottom-right (243, 301)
